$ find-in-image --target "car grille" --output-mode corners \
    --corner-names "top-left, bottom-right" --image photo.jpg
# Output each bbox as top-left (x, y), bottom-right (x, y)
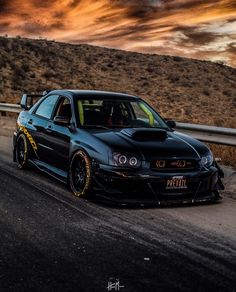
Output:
top-left (150, 159), bottom-right (199, 172)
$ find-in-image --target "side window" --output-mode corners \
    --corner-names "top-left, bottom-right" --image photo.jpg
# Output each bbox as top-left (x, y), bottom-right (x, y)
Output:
top-left (131, 102), bottom-right (148, 120)
top-left (35, 95), bottom-right (59, 119)
top-left (54, 97), bottom-right (72, 120)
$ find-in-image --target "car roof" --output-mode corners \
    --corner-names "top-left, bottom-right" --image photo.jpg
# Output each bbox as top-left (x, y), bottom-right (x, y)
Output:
top-left (47, 90), bottom-right (139, 100)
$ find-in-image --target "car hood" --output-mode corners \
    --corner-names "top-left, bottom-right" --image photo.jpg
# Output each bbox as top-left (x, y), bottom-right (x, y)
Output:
top-left (91, 128), bottom-right (209, 161)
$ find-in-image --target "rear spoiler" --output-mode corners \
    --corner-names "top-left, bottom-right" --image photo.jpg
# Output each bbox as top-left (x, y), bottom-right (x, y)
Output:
top-left (20, 91), bottom-right (49, 110)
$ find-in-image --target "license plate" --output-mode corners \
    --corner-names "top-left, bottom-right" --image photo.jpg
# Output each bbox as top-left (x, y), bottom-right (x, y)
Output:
top-left (166, 176), bottom-right (188, 189)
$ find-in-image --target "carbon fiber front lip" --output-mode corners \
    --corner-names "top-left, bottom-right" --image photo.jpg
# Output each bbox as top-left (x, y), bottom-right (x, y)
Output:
top-left (93, 192), bottom-right (221, 207)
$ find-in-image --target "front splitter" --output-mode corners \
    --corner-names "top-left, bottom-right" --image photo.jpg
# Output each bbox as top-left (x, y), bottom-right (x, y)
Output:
top-left (92, 192), bottom-right (222, 207)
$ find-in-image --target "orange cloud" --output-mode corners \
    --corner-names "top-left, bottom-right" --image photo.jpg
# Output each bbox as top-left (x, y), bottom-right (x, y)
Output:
top-left (0, 0), bottom-right (236, 66)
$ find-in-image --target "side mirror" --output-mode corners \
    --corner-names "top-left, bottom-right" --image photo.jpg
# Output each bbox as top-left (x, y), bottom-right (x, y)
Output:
top-left (54, 116), bottom-right (71, 126)
top-left (166, 120), bottom-right (176, 129)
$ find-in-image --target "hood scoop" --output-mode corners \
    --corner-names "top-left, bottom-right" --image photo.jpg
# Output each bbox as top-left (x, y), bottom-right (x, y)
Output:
top-left (121, 128), bottom-right (167, 141)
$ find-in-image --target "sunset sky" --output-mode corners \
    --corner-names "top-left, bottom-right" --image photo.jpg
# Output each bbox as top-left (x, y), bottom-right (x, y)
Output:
top-left (0, 0), bottom-right (236, 66)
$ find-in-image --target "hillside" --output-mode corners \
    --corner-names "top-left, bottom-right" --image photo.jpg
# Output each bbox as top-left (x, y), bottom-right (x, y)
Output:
top-left (0, 36), bottom-right (236, 129)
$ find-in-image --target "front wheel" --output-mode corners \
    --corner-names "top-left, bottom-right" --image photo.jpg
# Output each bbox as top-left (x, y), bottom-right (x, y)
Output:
top-left (69, 150), bottom-right (92, 197)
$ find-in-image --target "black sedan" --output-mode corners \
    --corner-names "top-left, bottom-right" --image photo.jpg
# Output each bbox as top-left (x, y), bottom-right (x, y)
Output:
top-left (13, 90), bottom-right (224, 205)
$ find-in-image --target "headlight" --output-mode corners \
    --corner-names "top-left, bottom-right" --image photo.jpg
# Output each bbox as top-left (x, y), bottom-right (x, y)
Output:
top-left (201, 151), bottom-right (214, 167)
top-left (111, 152), bottom-right (140, 168)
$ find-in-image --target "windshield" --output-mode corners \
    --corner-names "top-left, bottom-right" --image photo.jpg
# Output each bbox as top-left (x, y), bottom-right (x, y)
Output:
top-left (75, 97), bottom-right (169, 130)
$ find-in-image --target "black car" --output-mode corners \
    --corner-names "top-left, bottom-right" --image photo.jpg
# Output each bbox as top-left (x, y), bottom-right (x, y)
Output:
top-left (13, 90), bottom-right (224, 205)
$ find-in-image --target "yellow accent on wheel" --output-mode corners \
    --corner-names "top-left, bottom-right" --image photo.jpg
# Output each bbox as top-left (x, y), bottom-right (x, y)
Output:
top-left (69, 150), bottom-right (92, 197)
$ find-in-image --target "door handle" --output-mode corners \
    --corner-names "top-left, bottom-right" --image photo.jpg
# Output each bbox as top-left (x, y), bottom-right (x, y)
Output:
top-left (45, 125), bottom-right (52, 133)
top-left (28, 119), bottom-right (33, 124)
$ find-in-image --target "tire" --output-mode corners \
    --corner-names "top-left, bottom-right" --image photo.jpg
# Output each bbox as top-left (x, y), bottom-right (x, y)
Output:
top-left (69, 150), bottom-right (92, 197)
top-left (15, 133), bottom-right (30, 169)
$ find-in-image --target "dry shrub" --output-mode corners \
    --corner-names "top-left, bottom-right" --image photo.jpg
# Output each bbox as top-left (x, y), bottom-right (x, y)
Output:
top-left (0, 36), bottom-right (236, 168)
top-left (207, 144), bottom-right (236, 168)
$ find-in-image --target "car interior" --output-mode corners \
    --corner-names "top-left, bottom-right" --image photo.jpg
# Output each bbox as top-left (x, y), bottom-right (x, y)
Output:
top-left (56, 98), bottom-right (72, 121)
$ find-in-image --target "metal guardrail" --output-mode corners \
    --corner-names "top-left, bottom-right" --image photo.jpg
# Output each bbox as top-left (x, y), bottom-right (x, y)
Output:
top-left (0, 103), bottom-right (21, 113)
top-left (0, 103), bottom-right (236, 146)
top-left (176, 123), bottom-right (236, 147)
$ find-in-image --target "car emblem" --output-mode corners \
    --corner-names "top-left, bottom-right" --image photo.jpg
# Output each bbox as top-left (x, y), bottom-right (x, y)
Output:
top-left (170, 160), bottom-right (186, 167)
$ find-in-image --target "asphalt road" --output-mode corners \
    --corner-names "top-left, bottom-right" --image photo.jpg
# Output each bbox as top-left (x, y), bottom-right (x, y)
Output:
top-left (0, 136), bottom-right (235, 292)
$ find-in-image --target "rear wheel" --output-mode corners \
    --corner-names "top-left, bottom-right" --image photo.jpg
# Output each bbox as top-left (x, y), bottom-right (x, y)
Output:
top-left (15, 134), bottom-right (29, 169)
top-left (69, 150), bottom-right (92, 197)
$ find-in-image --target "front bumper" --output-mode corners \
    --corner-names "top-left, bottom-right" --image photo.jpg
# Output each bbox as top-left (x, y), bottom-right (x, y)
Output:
top-left (93, 164), bottom-right (224, 205)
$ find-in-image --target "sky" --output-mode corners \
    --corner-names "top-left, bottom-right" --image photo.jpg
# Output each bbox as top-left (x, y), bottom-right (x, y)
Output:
top-left (0, 0), bottom-right (236, 66)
